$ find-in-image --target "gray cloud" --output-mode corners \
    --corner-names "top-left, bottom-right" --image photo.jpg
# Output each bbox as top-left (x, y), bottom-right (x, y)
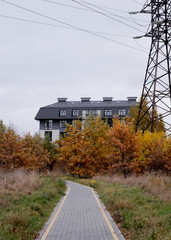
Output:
top-left (0, 0), bottom-right (150, 134)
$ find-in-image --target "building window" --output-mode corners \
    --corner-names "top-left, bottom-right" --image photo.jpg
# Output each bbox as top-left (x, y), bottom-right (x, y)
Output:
top-left (92, 110), bottom-right (98, 117)
top-left (72, 110), bottom-right (79, 117)
top-left (59, 109), bottom-right (66, 117)
top-left (45, 131), bottom-right (52, 141)
top-left (85, 110), bottom-right (98, 118)
top-left (105, 110), bottom-right (112, 117)
top-left (60, 120), bottom-right (67, 128)
top-left (118, 109), bottom-right (126, 116)
top-left (85, 110), bottom-right (90, 117)
top-left (45, 120), bottom-right (52, 130)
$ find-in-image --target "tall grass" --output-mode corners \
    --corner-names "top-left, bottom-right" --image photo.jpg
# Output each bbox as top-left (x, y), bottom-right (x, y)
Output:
top-left (93, 174), bottom-right (171, 201)
top-left (0, 169), bottom-right (66, 240)
top-left (0, 169), bottom-right (40, 193)
top-left (74, 177), bottom-right (171, 240)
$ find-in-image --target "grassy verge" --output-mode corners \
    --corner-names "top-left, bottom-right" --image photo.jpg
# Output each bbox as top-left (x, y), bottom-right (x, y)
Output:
top-left (0, 170), bottom-right (66, 240)
top-left (73, 177), bottom-right (171, 240)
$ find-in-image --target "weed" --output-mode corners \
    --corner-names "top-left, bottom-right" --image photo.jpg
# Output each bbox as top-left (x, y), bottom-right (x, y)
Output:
top-left (7, 212), bottom-right (28, 227)
top-left (30, 203), bottom-right (44, 216)
top-left (0, 170), bottom-right (66, 240)
top-left (89, 180), bottom-right (98, 188)
top-left (93, 174), bottom-right (171, 201)
top-left (0, 169), bottom-right (40, 193)
top-left (73, 178), bottom-right (171, 240)
top-left (56, 177), bottom-right (65, 188)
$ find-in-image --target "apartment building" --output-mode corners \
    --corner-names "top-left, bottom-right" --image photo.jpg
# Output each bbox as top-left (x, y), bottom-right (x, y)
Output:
top-left (35, 97), bottom-right (137, 141)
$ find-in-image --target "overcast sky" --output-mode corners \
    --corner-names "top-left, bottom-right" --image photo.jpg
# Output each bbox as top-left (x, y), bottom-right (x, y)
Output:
top-left (0, 0), bottom-right (151, 135)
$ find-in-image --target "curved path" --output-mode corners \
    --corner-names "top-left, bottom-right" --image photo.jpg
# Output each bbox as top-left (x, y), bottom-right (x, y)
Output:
top-left (38, 181), bottom-right (125, 240)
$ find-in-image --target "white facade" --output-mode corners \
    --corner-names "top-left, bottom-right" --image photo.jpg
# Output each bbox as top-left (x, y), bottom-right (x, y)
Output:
top-left (39, 130), bottom-right (60, 142)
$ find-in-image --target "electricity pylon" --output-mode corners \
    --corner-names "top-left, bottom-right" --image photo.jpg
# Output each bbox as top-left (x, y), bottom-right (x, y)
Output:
top-left (136, 0), bottom-right (171, 134)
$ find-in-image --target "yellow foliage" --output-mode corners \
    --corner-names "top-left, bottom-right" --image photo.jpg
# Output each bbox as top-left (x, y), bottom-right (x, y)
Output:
top-left (58, 117), bottom-right (171, 176)
top-left (137, 131), bottom-right (171, 173)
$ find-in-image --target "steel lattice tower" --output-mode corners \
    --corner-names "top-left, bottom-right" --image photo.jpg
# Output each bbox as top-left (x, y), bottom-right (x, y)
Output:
top-left (136, 0), bottom-right (171, 134)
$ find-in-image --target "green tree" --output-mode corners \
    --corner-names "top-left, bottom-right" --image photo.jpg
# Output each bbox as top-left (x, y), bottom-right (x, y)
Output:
top-left (43, 136), bottom-right (59, 171)
top-left (129, 98), bottom-right (165, 132)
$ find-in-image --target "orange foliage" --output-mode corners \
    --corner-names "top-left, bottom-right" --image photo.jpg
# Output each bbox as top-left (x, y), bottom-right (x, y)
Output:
top-left (0, 128), bottom-right (25, 168)
top-left (0, 123), bottom-right (50, 171)
top-left (58, 117), bottom-right (171, 177)
top-left (0, 118), bottom-right (170, 175)
top-left (58, 117), bottom-right (109, 177)
top-left (22, 133), bottom-right (50, 170)
top-left (105, 117), bottom-right (142, 177)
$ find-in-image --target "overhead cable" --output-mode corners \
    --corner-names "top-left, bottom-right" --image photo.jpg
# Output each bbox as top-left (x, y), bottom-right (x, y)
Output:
top-left (42, 0), bottom-right (91, 12)
top-left (0, 0), bottom-right (148, 53)
top-left (131, 0), bottom-right (143, 6)
top-left (70, 0), bottom-right (145, 33)
top-left (42, 0), bottom-right (149, 24)
top-left (0, 14), bottom-right (133, 38)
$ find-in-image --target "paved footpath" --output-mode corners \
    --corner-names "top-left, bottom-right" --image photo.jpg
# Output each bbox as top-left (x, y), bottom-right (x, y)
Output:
top-left (38, 181), bottom-right (125, 240)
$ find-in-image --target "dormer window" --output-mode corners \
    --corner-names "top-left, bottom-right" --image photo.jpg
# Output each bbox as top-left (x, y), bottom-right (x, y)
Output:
top-left (59, 109), bottom-right (66, 117)
top-left (118, 109), bottom-right (126, 116)
top-left (105, 110), bottom-right (112, 116)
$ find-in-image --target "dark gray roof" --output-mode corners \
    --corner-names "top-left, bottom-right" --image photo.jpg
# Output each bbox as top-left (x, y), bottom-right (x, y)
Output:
top-left (44, 100), bottom-right (136, 108)
top-left (35, 97), bottom-right (137, 120)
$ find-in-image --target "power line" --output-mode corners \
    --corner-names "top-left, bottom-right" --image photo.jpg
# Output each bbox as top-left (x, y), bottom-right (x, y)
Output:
top-left (80, 0), bottom-right (148, 25)
top-left (42, 0), bottom-right (91, 12)
top-left (131, 0), bottom-right (143, 6)
top-left (0, 14), bottom-right (133, 38)
top-left (72, 0), bottom-right (148, 27)
top-left (133, 38), bottom-right (149, 50)
top-left (44, 0), bottom-right (128, 14)
top-left (0, 14), bottom-right (71, 29)
top-left (70, 0), bottom-right (145, 33)
top-left (42, 0), bottom-right (149, 24)
top-left (0, 0), bottom-right (147, 53)
top-left (129, 13), bottom-right (149, 27)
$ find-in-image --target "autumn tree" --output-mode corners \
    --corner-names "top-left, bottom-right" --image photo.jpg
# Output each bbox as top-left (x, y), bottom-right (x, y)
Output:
top-left (0, 127), bottom-right (25, 169)
top-left (0, 120), bottom-right (6, 136)
top-left (137, 132), bottom-right (171, 173)
top-left (106, 117), bottom-right (142, 177)
top-left (0, 121), bottom-right (6, 151)
top-left (43, 136), bottom-right (59, 171)
top-left (0, 124), bottom-right (50, 171)
top-left (58, 117), bottom-right (110, 177)
top-left (165, 137), bottom-right (171, 173)
top-left (22, 133), bottom-right (50, 170)
top-left (129, 98), bottom-right (165, 132)
top-left (58, 120), bottom-right (87, 176)
top-left (83, 116), bottom-right (109, 174)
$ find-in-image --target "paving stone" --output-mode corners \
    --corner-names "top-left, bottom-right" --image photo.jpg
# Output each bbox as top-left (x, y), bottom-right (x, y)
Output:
top-left (38, 181), bottom-right (125, 240)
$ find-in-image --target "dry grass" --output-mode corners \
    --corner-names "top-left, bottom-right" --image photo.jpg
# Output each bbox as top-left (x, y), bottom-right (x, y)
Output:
top-left (0, 171), bottom-right (66, 240)
top-left (0, 169), bottom-right (41, 193)
top-left (43, 168), bottom-right (65, 178)
top-left (93, 174), bottom-right (171, 201)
